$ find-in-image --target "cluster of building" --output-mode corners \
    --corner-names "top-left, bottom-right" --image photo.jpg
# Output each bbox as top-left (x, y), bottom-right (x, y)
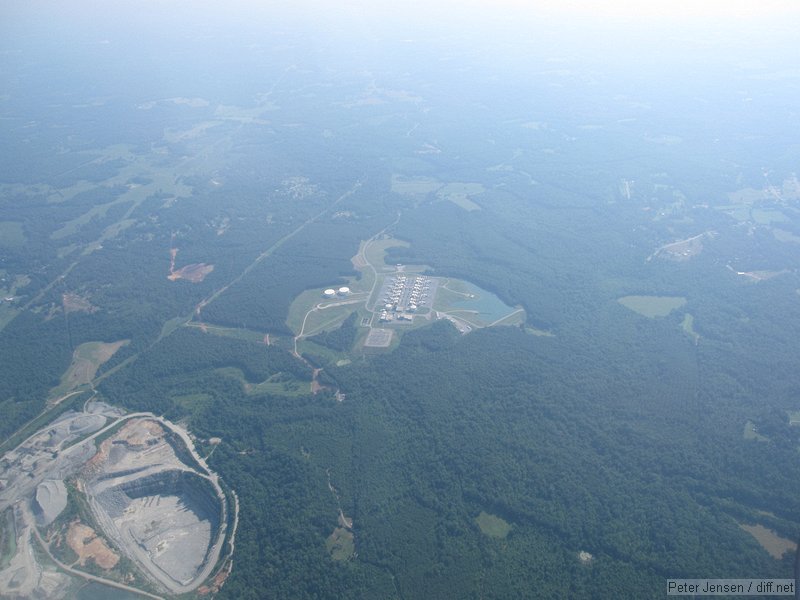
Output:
top-left (379, 276), bottom-right (432, 322)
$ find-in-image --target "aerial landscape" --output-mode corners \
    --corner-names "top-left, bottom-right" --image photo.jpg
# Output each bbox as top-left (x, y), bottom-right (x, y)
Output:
top-left (1, 1), bottom-right (800, 598)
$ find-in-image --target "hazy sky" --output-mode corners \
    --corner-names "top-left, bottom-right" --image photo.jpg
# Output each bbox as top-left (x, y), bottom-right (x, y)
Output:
top-left (2, 0), bottom-right (797, 82)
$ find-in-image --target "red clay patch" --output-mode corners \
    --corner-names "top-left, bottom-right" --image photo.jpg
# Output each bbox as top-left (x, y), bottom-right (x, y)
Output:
top-left (168, 247), bottom-right (214, 283)
top-left (67, 522), bottom-right (120, 570)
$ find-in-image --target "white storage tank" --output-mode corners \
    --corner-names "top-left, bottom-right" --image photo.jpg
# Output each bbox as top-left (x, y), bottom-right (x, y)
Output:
top-left (323, 289), bottom-right (336, 298)
top-left (338, 286), bottom-right (351, 296)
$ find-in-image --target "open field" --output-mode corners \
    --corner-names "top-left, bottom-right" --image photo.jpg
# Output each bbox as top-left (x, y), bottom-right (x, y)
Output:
top-left (743, 421), bottom-right (768, 442)
top-left (0, 273), bottom-right (31, 298)
top-left (434, 279), bottom-right (522, 327)
top-left (772, 228), bottom-right (800, 244)
top-left (739, 524), bottom-right (796, 559)
top-left (681, 314), bottom-right (700, 344)
top-left (363, 237), bottom-right (410, 272)
top-left (49, 340), bottom-right (129, 401)
top-left (390, 174), bottom-right (442, 196)
top-left (62, 292), bottom-right (97, 314)
top-left (215, 367), bottom-right (311, 397)
top-left (183, 321), bottom-right (270, 344)
top-left (172, 393), bottom-right (214, 413)
top-left (50, 147), bottom-right (194, 242)
top-left (390, 175), bottom-right (484, 211)
top-left (287, 288), bottom-right (362, 335)
top-left (651, 233), bottom-right (710, 261)
top-left (364, 328), bottom-right (394, 348)
top-left (475, 512), bottom-right (511, 539)
top-left (436, 182), bottom-right (484, 211)
top-left (752, 208), bottom-right (788, 225)
top-left (730, 267), bottom-right (790, 282)
top-left (297, 339), bottom-right (349, 364)
top-left (287, 289), bottom-right (327, 333)
top-left (618, 296), bottom-right (686, 318)
top-left (525, 326), bottom-right (555, 337)
top-left (298, 302), bottom-right (361, 338)
top-left (326, 528), bottom-right (354, 561)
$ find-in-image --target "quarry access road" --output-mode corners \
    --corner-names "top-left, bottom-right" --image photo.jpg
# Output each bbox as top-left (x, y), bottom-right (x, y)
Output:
top-left (22, 503), bottom-right (165, 600)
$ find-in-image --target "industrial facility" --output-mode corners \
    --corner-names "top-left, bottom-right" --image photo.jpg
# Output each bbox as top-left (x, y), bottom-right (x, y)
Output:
top-left (377, 276), bottom-right (437, 323)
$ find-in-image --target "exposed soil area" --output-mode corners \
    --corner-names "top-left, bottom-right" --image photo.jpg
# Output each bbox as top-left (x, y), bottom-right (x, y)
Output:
top-left (168, 247), bottom-right (214, 283)
top-left (169, 263), bottom-right (215, 283)
top-left (67, 522), bottom-right (120, 570)
top-left (311, 368), bottom-right (324, 394)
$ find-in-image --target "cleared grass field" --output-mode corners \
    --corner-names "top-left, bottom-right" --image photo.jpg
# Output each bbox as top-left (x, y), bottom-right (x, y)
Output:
top-left (215, 367), bottom-right (311, 397)
top-left (743, 421), bottom-right (768, 442)
top-left (475, 512), bottom-right (511, 539)
top-left (435, 279), bottom-right (523, 327)
top-left (326, 527), bottom-right (354, 561)
top-left (364, 237), bottom-right (410, 271)
top-left (618, 295), bottom-right (686, 318)
top-left (436, 182), bottom-right (484, 212)
top-left (297, 339), bottom-right (348, 364)
top-left (681, 313), bottom-right (700, 344)
top-left (300, 304), bottom-right (359, 338)
top-left (288, 287), bottom-right (366, 336)
top-left (184, 321), bottom-right (269, 344)
top-left (739, 523), bottom-right (796, 559)
top-left (390, 174), bottom-right (442, 196)
top-left (49, 340), bottom-right (129, 400)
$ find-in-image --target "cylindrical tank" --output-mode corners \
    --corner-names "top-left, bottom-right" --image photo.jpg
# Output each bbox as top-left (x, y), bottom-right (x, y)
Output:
top-left (323, 289), bottom-right (336, 298)
top-left (338, 286), bottom-right (350, 296)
